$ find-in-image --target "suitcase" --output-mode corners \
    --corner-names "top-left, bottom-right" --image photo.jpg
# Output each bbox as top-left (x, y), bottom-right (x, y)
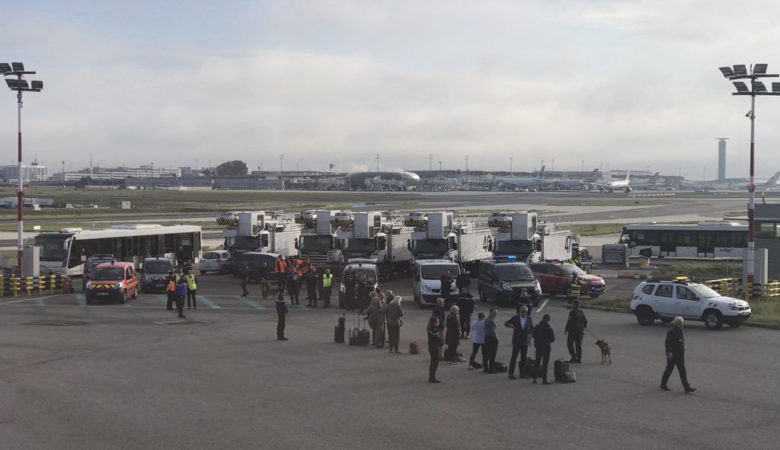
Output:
top-left (348, 315), bottom-right (361, 345)
top-left (554, 359), bottom-right (576, 383)
top-left (355, 316), bottom-right (371, 346)
top-left (521, 360), bottom-right (540, 378)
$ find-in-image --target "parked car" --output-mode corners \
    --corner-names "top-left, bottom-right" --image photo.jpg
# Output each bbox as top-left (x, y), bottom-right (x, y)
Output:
top-left (199, 250), bottom-right (231, 274)
top-left (85, 261), bottom-right (138, 304)
top-left (140, 257), bottom-right (174, 293)
top-left (630, 279), bottom-right (751, 329)
top-left (477, 259), bottom-right (541, 307)
top-left (530, 261), bottom-right (606, 298)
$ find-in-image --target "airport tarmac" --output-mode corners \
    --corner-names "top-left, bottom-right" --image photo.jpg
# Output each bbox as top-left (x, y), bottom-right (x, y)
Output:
top-left (1, 272), bottom-right (779, 449)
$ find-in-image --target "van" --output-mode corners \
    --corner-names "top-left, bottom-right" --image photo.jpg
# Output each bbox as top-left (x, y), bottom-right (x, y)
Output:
top-left (477, 259), bottom-right (541, 307)
top-left (141, 257), bottom-right (174, 293)
top-left (412, 259), bottom-right (460, 307)
top-left (85, 261), bottom-right (138, 304)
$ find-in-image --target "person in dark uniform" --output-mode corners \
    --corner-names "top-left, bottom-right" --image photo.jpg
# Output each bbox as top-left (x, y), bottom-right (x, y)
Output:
top-left (356, 274), bottom-right (371, 312)
top-left (342, 267), bottom-right (357, 311)
top-left (305, 262), bottom-right (318, 307)
top-left (505, 305), bottom-right (534, 379)
top-left (661, 316), bottom-right (695, 393)
top-left (276, 288), bottom-right (289, 341)
top-left (288, 263), bottom-right (301, 305)
top-left (432, 297), bottom-right (446, 360)
top-left (427, 316), bottom-right (442, 383)
top-left (320, 268), bottom-right (333, 308)
top-left (455, 268), bottom-right (471, 293)
top-left (456, 287), bottom-right (475, 339)
top-left (531, 313), bottom-right (555, 384)
top-left (440, 271), bottom-right (453, 301)
top-left (565, 299), bottom-right (587, 363)
top-left (483, 308), bottom-right (499, 373)
top-left (239, 261), bottom-right (249, 297)
top-left (174, 276), bottom-right (188, 319)
top-left (444, 305), bottom-right (461, 361)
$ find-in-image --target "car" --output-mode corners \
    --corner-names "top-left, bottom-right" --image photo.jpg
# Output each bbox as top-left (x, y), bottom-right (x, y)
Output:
top-left (85, 261), bottom-right (139, 305)
top-left (630, 279), bottom-right (751, 329)
top-left (82, 254), bottom-right (115, 290)
top-left (339, 262), bottom-right (380, 308)
top-left (140, 257), bottom-right (174, 293)
top-left (411, 260), bottom-right (460, 307)
top-left (199, 250), bottom-right (231, 274)
top-left (530, 261), bottom-right (606, 299)
top-left (477, 259), bottom-right (541, 307)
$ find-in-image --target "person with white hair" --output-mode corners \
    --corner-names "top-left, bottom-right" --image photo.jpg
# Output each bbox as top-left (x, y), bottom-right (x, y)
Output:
top-left (385, 295), bottom-right (404, 353)
top-left (661, 316), bottom-right (695, 393)
top-left (444, 305), bottom-right (461, 361)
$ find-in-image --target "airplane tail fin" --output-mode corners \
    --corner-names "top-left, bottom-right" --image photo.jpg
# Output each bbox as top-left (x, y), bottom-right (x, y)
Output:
top-left (539, 165), bottom-right (546, 178)
top-left (625, 170), bottom-right (631, 181)
top-left (764, 171), bottom-right (780, 186)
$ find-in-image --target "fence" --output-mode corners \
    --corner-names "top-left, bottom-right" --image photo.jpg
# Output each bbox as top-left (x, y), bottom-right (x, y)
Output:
top-left (0, 274), bottom-right (69, 297)
top-left (704, 278), bottom-right (780, 299)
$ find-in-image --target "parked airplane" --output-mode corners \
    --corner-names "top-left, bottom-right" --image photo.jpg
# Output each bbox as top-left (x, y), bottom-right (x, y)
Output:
top-left (595, 171), bottom-right (631, 193)
top-left (497, 165), bottom-right (546, 191)
top-left (545, 169), bottom-right (601, 190)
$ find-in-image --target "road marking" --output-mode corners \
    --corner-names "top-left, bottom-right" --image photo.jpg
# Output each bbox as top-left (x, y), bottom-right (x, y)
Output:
top-left (198, 295), bottom-right (222, 309)
top-left (237, 296), bottom-right (265, 309)
top-left (0, 294), bottom-right (64, 306)
top-left (535, 298), bottom-right (549, 313)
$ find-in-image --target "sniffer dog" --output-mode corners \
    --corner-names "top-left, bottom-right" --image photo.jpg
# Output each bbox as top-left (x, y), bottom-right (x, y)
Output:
top-left (595, 339), bottom-right (612, 364)
top-left (259, 278), bottom-right (272, 300)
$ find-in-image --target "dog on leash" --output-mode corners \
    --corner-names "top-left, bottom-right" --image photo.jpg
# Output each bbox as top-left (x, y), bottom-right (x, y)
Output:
top-left (595, 339), bottom-right (612, 364)
top-left (259, 278), bottom-right (272, 300)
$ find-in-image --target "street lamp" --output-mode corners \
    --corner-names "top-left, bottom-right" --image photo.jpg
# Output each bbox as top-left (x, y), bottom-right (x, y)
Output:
top-left (2, 62), bottom-right (43, 276)
top-left (719, 63), bottom-right (780, 290)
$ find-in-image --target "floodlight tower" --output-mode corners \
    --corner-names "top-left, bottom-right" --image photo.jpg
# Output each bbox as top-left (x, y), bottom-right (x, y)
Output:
top-left (2, 62), bottom-right (43, 276)
top-left (719, 63), bottom-right (780, 290)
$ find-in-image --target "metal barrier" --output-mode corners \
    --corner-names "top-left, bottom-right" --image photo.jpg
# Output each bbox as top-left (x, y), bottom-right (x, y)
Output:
top-left (704, 278), bottom-right (780, 300)
top-left (0, 274), bottom-right (70, 296)
top-left (704, 278), bottom-right (739, 297)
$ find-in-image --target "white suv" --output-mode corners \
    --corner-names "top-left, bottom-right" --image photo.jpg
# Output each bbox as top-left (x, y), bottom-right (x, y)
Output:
top-left (199, 250), bottom-right (231, 274)
top-left (630, 280), bottom-right (751, 329)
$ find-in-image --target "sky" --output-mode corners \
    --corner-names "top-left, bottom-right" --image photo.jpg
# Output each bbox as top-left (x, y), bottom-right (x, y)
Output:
top-left (2, 0), bottom-right (780, 178)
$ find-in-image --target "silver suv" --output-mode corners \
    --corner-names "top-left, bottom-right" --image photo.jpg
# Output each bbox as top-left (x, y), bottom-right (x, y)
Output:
top-left (630, 279), bottom-right (751, 330)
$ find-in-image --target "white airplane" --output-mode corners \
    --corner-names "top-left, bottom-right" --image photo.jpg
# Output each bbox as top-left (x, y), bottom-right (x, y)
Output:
top-left (496, 165), bottom-right (546, 191)
top-left (596, 171), bottom-right (631, 193)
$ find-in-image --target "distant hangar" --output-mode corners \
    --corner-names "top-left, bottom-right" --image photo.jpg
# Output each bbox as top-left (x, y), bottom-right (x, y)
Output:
top-left (345, 171), bottom-right (421, 191)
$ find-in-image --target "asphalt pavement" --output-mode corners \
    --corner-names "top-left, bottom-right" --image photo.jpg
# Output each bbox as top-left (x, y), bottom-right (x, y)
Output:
top-left (1, 272), bottom-right (779, 449)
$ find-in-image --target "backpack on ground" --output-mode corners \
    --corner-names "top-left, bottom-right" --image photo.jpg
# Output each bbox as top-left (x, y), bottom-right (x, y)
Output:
top-left (554, 359), bottom-right (576, 383)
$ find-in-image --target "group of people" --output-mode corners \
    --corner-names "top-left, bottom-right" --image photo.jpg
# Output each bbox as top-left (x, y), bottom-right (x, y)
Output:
top-left (426, 295), bottom-right (588, 385)
top-left (238, 255), bottom-right (334, 308)
top-left (165, 267), bottom-right (198, 319)
top-left (340, 266), bottom-right (378, 312)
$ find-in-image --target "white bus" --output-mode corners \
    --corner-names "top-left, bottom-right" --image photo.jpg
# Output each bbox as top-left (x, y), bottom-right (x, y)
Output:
top-left (33, 224), bottom-right (202, 276)
top-left (618, 222), bottom-right (747, 259)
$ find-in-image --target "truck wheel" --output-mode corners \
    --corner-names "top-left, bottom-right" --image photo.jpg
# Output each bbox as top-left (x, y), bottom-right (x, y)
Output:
top-left (635, 306), bottom-right (655, 326)
top-left (703, 310), bottom-right (723, 330)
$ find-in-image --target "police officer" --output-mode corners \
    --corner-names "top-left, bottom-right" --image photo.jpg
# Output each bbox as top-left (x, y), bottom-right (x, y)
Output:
top-left (320, 268), bottom-right (333, 308)
top-left (276, 288), bottom-right (289, 341)
top-left (661, 316), bottom-right (695, 393)
top-left (184, 269), bottom-right (197, 309)
top-left (174, 275), bottom-right (188, 319)
top-left (565, 299), bottom-right (587, 363)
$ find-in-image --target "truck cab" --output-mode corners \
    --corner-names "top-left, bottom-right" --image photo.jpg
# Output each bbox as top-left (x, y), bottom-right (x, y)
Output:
top-left (412, 259), bottom-right (460, 307)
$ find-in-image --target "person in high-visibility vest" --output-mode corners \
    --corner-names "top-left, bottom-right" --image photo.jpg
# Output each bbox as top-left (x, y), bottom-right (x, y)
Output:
top-left (274, 255), bottom-right (287, 290)
top-left (165, 273), bottom-right (177, 312)
top-left (184, 269), bottom-right (198, 309)
top-left (320, 268), bottom-right (333, 308)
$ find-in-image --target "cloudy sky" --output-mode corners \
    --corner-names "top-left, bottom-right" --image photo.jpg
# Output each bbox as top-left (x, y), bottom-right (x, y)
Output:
top-left (2, 0), bottom-right (780, 178)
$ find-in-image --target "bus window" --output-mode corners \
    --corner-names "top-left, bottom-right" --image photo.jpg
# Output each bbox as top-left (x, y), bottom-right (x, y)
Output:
top-left (757, 222), bottom-right (775, 239)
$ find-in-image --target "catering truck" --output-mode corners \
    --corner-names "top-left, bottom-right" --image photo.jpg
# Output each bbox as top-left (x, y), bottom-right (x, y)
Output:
top-left (405, 211), bottom-right (493, 272)
top-left (221, 211), bottom-right (299, 260)
top-left (486, 212), bottom-right (573, 263)
top-left (294, 210), bottom-right (342, 271)
top-left (333, 211), bottom-right (413, 279)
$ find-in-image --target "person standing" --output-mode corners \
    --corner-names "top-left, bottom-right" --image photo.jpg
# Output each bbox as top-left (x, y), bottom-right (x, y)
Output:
top-left (365, 291), bottom-right (387, 348)
top-left (455, 268), bottom-right (471, 293)
top-left (432, 297), bottom-right (446, 360)
top-left (274, 255), bottom-right (287, 291)
top-left (320, 268), bottom-right (333, 308)
top-left (427, 316), bottom-right (442, 383)
top-left (565, 299), bottom-right (587, 363)
top-left (184, 269), bottom-right (198, 310)
top-left (457, 287), bottom-right (475, 339)
top-left (239, 260), bottom-right (249, 297)
top-left (356, 274), bottom-right (371, 312)
top-left (175, 276), bottom-right (188, 319)
top-left (483, 308), bottom-right (499, 373)
top-left (288, 262), bottom-right (301, 305)
top-left (276, 288), bottom-right (289, 341)
top-left (444, 305), bottom-right (461, 361)
top-left (469, 312), bottom-right (486, 369)
top-left (505, 305), bottom-right (534, 379)
top-left (342, 266), bottom-right (356, 311)
top-left (440, 270), bottom-right (453, 301)
top-left (532, 314), bottom-right (555, 384)
top-left (661, 317), bottom-right (695, 393)
top-left (165, 273), bottom-right (177, 312)
top-left (385, 295), bottom-right (403, 354)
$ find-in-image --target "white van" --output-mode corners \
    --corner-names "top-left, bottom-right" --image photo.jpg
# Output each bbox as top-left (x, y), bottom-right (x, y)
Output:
top-left (412, 259), bottom-right (460, 307)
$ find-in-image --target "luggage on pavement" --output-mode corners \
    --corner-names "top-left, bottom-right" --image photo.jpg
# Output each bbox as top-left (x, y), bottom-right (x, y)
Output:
top-left (554, 359), bottom-right (576, 383)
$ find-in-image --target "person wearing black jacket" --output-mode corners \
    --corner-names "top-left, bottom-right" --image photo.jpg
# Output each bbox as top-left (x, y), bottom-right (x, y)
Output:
top-left (531, 314), bottom-right (555, 384)
top-left (432, 297), bottom-right (446, 360)
top-left (239, 261), bottom-right (249, 297)
top-left (444, 306), bottom-right (461, 361)
top-left (505, 305), bottom-right (534, 379)
top-left (456, 288), bottom-right (475, 339)
top-left (342, 267), bottom-right (357, 311)
top-left (427, 316), bottom-right (443, 383)
top-left (276, 288), bottom-right (289, 341)
top-left (455, 269), bottom-right (471, 293)
top-left (565, 300), bottom-right (587, 363)
top-left (440, 271), bottom-right (453, 301)
top-left (356, 274), bottom-right (372, 312)
top-left (483, 308), bottom-right (499, 373)
top-left (661, 316), bottom-right (695, 393)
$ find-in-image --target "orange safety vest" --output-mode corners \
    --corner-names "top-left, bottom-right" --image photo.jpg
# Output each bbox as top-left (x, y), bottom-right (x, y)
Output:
top-left (166, 280), bottom-right (175, 292)
top-left (275, 259), bottom-right (286, 273)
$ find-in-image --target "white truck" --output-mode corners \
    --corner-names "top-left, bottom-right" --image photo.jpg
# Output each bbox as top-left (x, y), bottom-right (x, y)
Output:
top-left (487, 212), bottom-right (573, 263)
top-left (294, 210), bottom-right (343, 271)
top-left (333, 211), bottom-right (413, 280)
top-left (405, 211), bottom-right (494, 272)
top-left (221, 211), bottom-right (300, 260)
top-left (411, 259), bottom-right (460, 306)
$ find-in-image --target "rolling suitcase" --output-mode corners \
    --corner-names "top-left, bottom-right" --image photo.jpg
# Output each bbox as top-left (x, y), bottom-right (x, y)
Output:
top-left (348, 314), bottom-right (360, 345)
top-left (356, 317), bottom-right (371, 346)
top-left (521, 360), bottom-right (539, 378)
